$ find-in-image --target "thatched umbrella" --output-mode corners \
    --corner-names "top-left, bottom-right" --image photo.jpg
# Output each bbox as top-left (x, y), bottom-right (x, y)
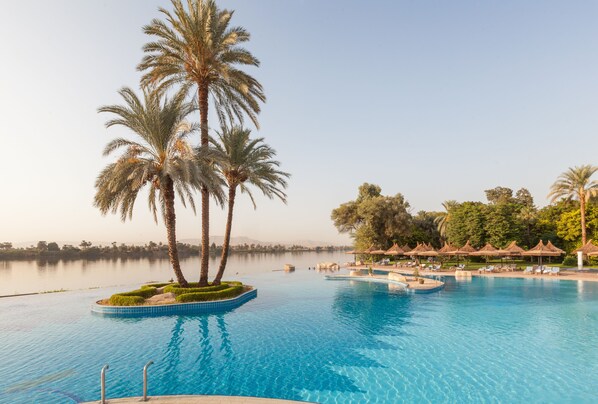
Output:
top-left (345, 248), bottom-right (365, 264)
top-left (470, 242), bottom-right (503, 262)
top-left (405, 243), bottom-right (429, 256)
top-left (546, 240), bottom-right (566, 255)
top-left (522, 240), bottom-right (562, 266)
top-left (502, 241), bottom-right (525, 257)
top-left (384, 243), bottom-right (405, 256)
top-left (453, 240), bottom-right (477, 256)
top-left (438, 242), bottom-right (458, 255)
top-left (574, 240), bottom-right (598, 255)
top-left (400, 244), bottom-right (412, 254)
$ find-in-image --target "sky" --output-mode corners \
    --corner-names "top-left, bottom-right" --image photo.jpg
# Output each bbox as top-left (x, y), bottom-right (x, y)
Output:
top-left (1, 0), bottom-right (597, 246)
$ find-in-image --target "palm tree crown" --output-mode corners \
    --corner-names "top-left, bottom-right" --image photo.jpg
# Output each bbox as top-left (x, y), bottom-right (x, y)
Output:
top-left (211, 126), bottom-right (290, 284)
top-left (435, 200), bottom-right (457, 238)
top-left (138, 0), bottom-right (265, 285)
top-left (548, 164), bottom-right (598, 245)
top-left (212, 126), bottom-right (290, 207)
top-left (94, 87), bottom-right (222, 286)
top-left (138, 0), bottom-right (265, 128)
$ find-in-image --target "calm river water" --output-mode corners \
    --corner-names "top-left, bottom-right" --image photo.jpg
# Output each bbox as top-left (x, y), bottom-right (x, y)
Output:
top-left (0, 251), bottom-right (348, 296)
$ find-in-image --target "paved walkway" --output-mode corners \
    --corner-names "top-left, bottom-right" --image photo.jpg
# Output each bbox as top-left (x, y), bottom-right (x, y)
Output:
top-left (84, 395), bottom-right (310, 404)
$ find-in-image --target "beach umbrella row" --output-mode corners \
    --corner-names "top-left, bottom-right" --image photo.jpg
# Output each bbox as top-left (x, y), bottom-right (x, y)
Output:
top-left (347, 239), bottom-right (568, 266)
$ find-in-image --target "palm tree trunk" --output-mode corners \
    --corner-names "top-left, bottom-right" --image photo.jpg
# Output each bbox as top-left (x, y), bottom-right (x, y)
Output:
top-left (580, 192), bottom-right (587, 245)
top-left (213, 186), bottom-right (236, 285)
top-left (163, 177), bottom-right (189, 288)
top-left (198, 83), bottom-right (210, 286)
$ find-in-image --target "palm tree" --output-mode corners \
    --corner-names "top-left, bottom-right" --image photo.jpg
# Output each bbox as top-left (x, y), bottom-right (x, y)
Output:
top-left (138, 0), bottom-right (265, 286)
top-left (210, 126), bottom-right (289, 285)
top-left (94, 87), bottom-right (222, 287)
top-left (434, 200), bottom-right (457, 239)
top-left (548, 165), bottom-right (598, 245)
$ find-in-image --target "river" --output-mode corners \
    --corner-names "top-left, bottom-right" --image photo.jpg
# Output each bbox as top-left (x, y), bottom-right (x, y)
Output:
top-left (0, 251), bottom-right (349, 296)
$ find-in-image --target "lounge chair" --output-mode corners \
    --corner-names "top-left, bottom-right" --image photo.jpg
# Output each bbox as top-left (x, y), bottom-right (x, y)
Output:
top-left (551, 267), bottom-right (560, 276)
top-left (524, 266), bottom-right (533, 274)
top-left (535, 266), bottom-right (544, 274)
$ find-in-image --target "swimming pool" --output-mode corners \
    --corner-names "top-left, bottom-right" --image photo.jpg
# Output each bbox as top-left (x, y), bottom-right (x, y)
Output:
top-left (1, 270), bottom-right (597, 403)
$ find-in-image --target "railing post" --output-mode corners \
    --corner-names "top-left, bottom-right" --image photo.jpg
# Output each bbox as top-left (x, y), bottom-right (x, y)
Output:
top-left (142, 360), bottom-right (154, 401)
top-left (100, 364), bottom-right (109, 404)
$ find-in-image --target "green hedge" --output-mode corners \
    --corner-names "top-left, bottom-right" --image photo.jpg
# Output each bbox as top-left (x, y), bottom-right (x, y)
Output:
top-left (142, 282), bottom-right (173, 289)
top-left (176, 285), bottom-right (245, 303)
top-left (109, 286), bottom-right (157, 306)
top-left (109, 295), bottom-right (145, 306)
top-left (164, 284), bottom-right (229, 296)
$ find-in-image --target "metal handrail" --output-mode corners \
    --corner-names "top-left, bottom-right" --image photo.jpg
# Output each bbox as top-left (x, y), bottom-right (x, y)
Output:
top-left (100, 364), bottom-right (109, 404)
top-left (142, 360), bottom-right (154, 401)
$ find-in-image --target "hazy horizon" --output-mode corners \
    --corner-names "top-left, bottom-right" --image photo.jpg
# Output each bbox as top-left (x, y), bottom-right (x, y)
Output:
top-left (2, 1), bottom-right (597, 245)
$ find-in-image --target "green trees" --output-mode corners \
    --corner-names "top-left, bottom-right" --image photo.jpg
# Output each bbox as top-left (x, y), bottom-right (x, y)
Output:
top-left (434, 200), bottom-right (457, 239)
top-left (548, 165), bottom-right (598, 245)
top-left (331, 184), bottom-right (413, 250)
top-left (210, 126), bottom-right (289, 285)
top-left (94, 87), bottom-right (222, 287)
top-left (139, 0), bottom-right (265, 286)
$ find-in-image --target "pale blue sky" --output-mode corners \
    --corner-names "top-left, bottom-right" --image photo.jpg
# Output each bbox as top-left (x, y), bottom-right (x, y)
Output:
top-left (1, 1), bottom-right (597, 245)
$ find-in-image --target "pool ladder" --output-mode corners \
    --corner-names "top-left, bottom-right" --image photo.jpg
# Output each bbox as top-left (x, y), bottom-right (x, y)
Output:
top-left (100, 360), bottom-right (154, 403)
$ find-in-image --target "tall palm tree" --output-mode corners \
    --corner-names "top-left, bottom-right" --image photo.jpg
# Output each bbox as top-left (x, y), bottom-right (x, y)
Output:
top-left (94, 87), bottom-right (222, 287)
top-left (138, 0), bottom-right (265, 286)
top-left (434, 200), bottom-right (457, 239)
top-left (210, 126), bottom-right (289, 285)
top-left (548, 165), bottom-right (598, 245)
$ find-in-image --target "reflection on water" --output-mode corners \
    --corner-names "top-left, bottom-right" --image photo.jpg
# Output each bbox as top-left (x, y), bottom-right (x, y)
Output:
top-left (0, 251), bottom-right (348, 296)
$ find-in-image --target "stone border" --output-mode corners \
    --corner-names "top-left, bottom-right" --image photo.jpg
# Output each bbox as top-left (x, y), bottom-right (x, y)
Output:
top-left (91, 288), bottom-right (257, 317)
top-left (325, 275), bottom-right (444, 294)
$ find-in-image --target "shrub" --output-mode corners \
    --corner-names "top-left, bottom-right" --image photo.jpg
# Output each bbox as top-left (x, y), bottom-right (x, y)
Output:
top-left (117, 287), bottom-right (157, 298)
top-left (109, 295), bottom-right (144, 306)
top-left (108, 286), bottom-right (157, 305)
top-left (165, 284), bottom-right (229, 296)
top-left (562, 255), bottom-right (577, 267)
top-left (142, 282), bottom-right (173, 289)
top-left (176, 285), bottom-right (244, 303)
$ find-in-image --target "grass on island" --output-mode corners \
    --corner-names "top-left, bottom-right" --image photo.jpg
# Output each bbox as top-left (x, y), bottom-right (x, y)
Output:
top-left (108, 281), bottom-right (246, 306)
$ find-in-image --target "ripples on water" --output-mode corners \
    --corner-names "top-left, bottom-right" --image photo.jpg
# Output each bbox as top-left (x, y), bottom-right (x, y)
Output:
top-left (0, 263), bottom-right (597, 403)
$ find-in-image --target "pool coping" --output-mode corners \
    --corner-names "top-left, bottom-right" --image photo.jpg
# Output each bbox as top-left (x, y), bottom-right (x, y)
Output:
top-left (91, 288), bottom-right (257, 317)
top-left (82, 395), bottom-right (312, 403)
top-left (325, 275), bottom-right (444, 293)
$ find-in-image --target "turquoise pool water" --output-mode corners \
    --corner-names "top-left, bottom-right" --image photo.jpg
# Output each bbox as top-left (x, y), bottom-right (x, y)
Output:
top-left (1, 271), bottom-right (597, 403)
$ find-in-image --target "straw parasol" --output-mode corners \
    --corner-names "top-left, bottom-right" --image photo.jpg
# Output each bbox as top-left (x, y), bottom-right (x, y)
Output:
top-left (370, 247), bottom-right (388, 255)
top-left (438, 242), bottom-right (458, 256)
top-left (400, 244), bottom-right (412, 253)
top-left (453, 240), bottom-right (477, 256)
top-left (522, 240), bottom-right (562, 266)
top-left (384, 243), bottom-right (405, 256)
top-left (546, 240), bottom-right (566, 255)
top-left (574, 240), bottom-right (598, 256)
top-left (470, 243), bottom-right (501, 257)
top-left (500, 241), bottom-right (525, 257)
top-left (419, 244), bottom-right (439, 257)
top-left (405, 243), bottom-right (430, 256)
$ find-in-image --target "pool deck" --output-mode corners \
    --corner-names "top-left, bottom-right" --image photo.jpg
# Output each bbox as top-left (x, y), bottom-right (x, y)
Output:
top-left (351, 265), bottom-right (598, 282)
top-left (83, 396), bottom-right (310, 403)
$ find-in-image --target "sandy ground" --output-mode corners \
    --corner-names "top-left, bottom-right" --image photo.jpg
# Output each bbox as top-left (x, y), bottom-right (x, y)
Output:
top-left (350, 265), bottom-right (598, 282)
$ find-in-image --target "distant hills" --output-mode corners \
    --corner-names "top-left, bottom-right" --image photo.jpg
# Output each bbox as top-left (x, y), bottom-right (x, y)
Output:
top-left (11, 237), bottom-right (346, 248)
top-left (180, 237), bottom-right (344, 248)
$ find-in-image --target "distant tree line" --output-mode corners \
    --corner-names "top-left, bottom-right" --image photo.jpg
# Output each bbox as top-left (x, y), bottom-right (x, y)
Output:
top-left (0, 240), bottom-right (348, 261)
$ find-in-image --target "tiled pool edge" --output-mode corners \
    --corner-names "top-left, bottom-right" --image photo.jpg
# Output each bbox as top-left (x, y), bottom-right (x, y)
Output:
top-left (91, 288), bottom-right (257, 317)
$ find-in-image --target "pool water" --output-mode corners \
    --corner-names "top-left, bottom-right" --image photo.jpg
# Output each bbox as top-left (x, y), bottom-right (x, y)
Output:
top-left (1, 271), bottom-right (597, 403)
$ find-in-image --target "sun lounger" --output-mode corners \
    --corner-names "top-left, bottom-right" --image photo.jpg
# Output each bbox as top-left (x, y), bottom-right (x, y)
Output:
top-left (524, 266), bottom-right (533, 274)
top-left (535, 266), bottom-right (544, 274)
